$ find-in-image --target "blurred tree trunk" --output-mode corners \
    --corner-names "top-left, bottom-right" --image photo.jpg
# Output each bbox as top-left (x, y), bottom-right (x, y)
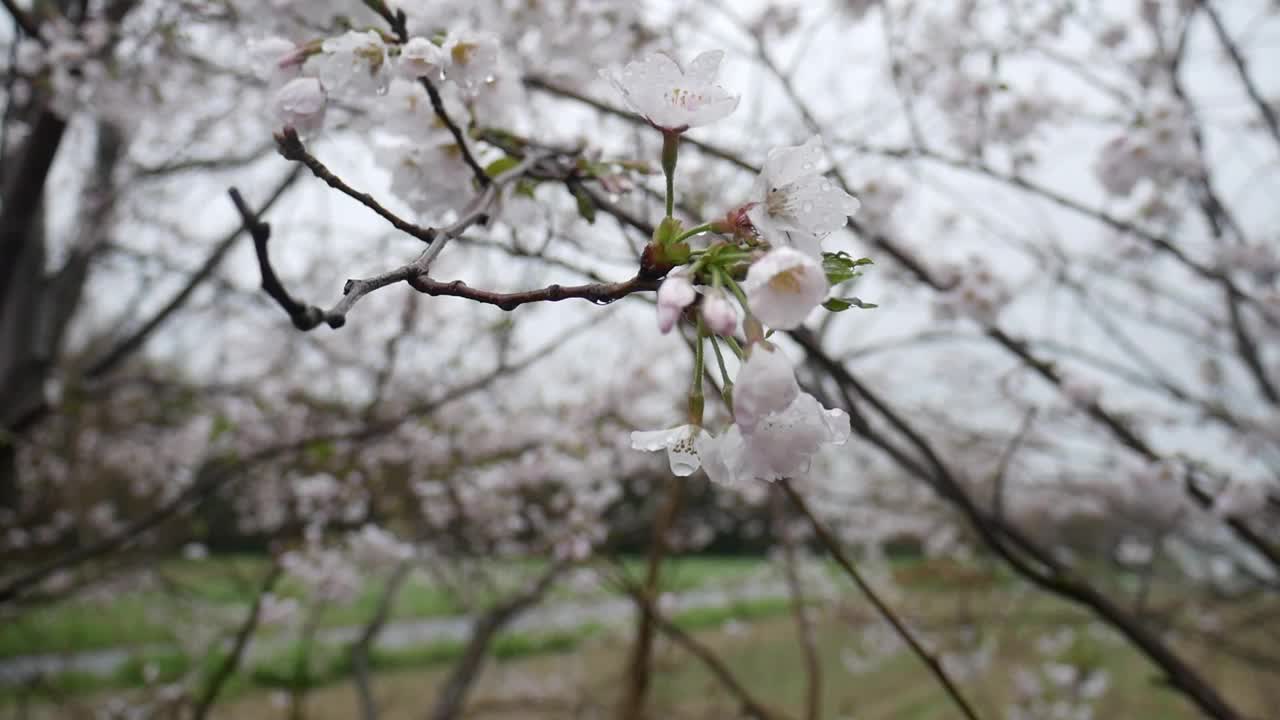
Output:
top-left (0, 118), bottom-right (122, 512)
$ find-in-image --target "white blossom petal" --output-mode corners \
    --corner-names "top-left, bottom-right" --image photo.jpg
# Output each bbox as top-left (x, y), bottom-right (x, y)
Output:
top-left (743, 247), bottom-right (829, 330)
top-left (601, 50), bottom-right (739, 131)
top-left (747, 136), bottom-right (860, 252)
top-left (656, 275), bottom-right (697, 333)
top-left (630, 425), bottom-right (709, 476)
top-left (733, 346), bottom-right (800, 431)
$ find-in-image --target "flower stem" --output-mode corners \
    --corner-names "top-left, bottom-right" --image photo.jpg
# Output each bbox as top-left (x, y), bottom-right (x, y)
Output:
top-left (689, 316), bottom-right (706, 425)
top-left (674, 223), bottom-right (715, 244)
top-left (720, 274), bottom-right (764, 345)
top-left (710, 336), bottom-right (734, 415)
top-left (724, 335), bottom-right (746, 360)
top-left (661, 131), bottom-right (679, 219)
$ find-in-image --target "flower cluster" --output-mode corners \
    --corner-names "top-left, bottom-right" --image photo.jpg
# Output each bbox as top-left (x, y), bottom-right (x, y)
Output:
top-left (1093, 100), bottom-right (1198, 197)
top-left (262, 27), bottom-right (508, 137)
top-left (604, 49), bottom-right (868, 486)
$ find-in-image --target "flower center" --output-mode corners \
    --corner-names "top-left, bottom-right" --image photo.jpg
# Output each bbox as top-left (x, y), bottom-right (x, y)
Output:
top-left (665, 87), bottom-right (706, 110)
top-left (768, 269), bottom-right (803, 293)
top-left (765, 186), bottom-right (795, 219)
top-left (451, 42), bottom-right (476, 65)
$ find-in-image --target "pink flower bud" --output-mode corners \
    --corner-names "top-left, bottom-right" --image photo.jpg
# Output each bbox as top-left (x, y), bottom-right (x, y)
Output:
top-left (700, 289), bottom-right (738, 336)
top-left (656, 275), bottom-right (696, 334)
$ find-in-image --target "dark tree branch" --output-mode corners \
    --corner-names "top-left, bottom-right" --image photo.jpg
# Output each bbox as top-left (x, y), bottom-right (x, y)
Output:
top-left (0, 316), bottom-right (594, 607)
top-left (1, 0), bottom-right (39, 38)
top-left (610, 572), bottom-right (794, 720)
top-left (1169, 14), bottom-right (1280, 406)
top-left (228, 186), bottom-right (331, 330)
top-left (351, 562), bottom-right (412, 720)
top-left (620, 474), bottom-right (684, 720)
top-left (1199, 0), bottom-right (1280, 147)
top-left (90, 169), bottom-right (302, 372)
top-left (779, 480), bottom-right (983, 720)
top-left (275, 128), bottom-right (439, 244)
top-left (407, 275), bottom-right (658, 311)
top-left (792, 337), bottom-right (1248, 720)
top-left (0, 111), bottom-right (66, 316)
top-left (419, 77), bottom-right (491, 189)
top-left (193, 562), bottom-right (284, 720)
top-left (234, 183), bottom-right (651, 329)
top-left (427, 560), bottom-right (568, 720)
top-left (772, 487), bottom-right (821, 720)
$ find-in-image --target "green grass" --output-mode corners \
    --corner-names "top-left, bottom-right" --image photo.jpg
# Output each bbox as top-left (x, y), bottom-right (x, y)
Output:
top-left (0, 591), bottom-right (795, 702)
top-left (0, 555), bottom-right (770, 660)
top-left (8, 560), bottom-right (1271, 720)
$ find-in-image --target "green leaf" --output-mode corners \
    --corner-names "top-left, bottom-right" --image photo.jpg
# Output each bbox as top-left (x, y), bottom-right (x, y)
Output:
top-left (822, 252), bottom-right (874, 285)
top-left (823, 296), bottom-right (878, 312)
top-left (304, 439), bottom-right (336, 464)
top-left (484, 156), bottom-right (521, 178)
top-left (569, 184), bottom-right (596, 224)
top-left (653, 216), bottom-right (684, 246)
top-left (209, 414), bottom-right (235, 442)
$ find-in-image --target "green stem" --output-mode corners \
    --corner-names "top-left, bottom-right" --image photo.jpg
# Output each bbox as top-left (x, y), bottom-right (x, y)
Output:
top-left (724, 336), bottom-right (746, 360)
top-left (688, 317), bottom-right (706, 425)
top-left (709, 336), bottom-right (735, 415)
top-left (662, 131), bottom-right (679, 219)
top-left (674, 223), bottom-right (715, 244)
top-left (693, 317), bottom-right (706, 395)
top-left (722, 273), bottom-right (750, 308)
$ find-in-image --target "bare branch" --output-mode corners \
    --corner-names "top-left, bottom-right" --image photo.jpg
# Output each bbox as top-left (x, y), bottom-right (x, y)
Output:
top-left (1199, 0), bottom-right (1280, 147)
top-left (228, 186), bottom-right (331, 330)
top-left (779, 480), bottom-right (983, 720)
top-left (351, 563), bottom-right (413, 720)
top-left (609, 571), bottom-right (794, 720)
top-left (427, 560), bottom-right (569, 720)
top-left (772, 487), bottom-right (821, 720)
top-left (193, 562), bottom-right (284, 719)
top-left (1, 0), bottom-right (39, 39)
top-left (407, 275), bottom-right (658, 312)
top-left (89, 168), bottom-right (302, 372)
top-left (620, 475), bottom-right (684, 720)
top-left (420, 77), bottom-right (491, 189)
top-left (275, 128), bottom-right (439, 244)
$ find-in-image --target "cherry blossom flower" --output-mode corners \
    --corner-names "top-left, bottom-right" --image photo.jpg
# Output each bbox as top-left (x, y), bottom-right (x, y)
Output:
top-left (700, 289), bottom-right (738, 336)
top-left (314, 30), bottom-right (390, 97)
top-left (747, 136), bottom-right (860, 256)
top-left (656, 275), bottom-right (696, 333)
top-left (631, 424), bottom-right (711, 476)
top-left (443, 29), bottom-right (502, 94)
top-left (732, 346), bottom-right (800, 430)
top-left (601, 50), bottom-right (740, 132)
top-left (742, 247), bottom-right (829, 330)
top-left (695, 346), bottom-right (850, 485)
top-left (273, 77), bottom-right (326, 132)
top-left (348, 524), bottom-right (415, 566)
top-left (398, 36), bottom-right (449, 80)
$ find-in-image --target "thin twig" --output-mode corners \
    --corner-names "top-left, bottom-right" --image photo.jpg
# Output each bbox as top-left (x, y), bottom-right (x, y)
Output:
top-left (428, 560), bottom-right (568, 720)
top-left (0, 0), bottom-right (39, 39)
top-left (407, 275), bottom-right (658, 311)
top-left (352, 562), bottom-right (413, 720)
top-left (91, 168), bottom-right (301, 371)
top-left (228, 186), bottom-right (330, 330)
top-left (779, 480), bottom-right (983, 720)
top-left (609, 571), bottom-right (793, 720)
top-left (773, 487), bottom-right (821, 720)
top-left (192, 563), bottom-right (284, 719)
top-left (419, 77), bottom-right (491, 189)
top-left (275, 128), bottom-right (439, 244)
top-left (1199, 0), bottom-right (1280, 147)
top-left (620, 475), bottom-right (684, 720)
